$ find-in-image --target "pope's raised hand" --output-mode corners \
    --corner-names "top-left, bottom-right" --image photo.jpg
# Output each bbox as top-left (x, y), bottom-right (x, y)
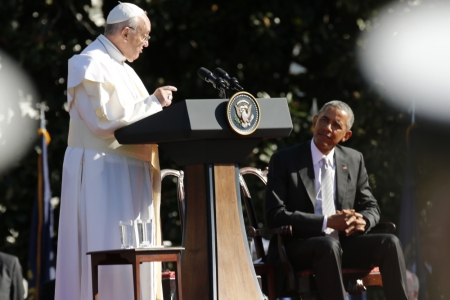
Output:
top-left (154, 85), bottom-right (177, 107)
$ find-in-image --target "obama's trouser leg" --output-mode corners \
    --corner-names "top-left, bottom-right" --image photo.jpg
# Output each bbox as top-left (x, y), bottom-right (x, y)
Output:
top-left (341, 233), bottom-right (408, 300)
top-left (287, 236), bottom-right (348, 300)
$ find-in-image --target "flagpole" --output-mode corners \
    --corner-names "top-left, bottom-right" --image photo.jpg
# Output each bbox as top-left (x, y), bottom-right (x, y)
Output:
top-left (37, 103), bottom-right (51, 145)
top-left (40, 104), bottom-right (45, 130)
top-left (28, 102), bottom-right (53, 300)
top-left (36, 103), bottom-right (46, 300)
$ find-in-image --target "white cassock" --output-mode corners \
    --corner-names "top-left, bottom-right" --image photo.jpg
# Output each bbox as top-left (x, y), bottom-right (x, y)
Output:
top-left (55, 34), bottom-right (164, 300)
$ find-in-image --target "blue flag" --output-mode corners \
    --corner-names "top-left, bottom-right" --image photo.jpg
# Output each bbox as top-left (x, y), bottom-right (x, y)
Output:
top-left (27, 126), bottom-right (55, 300)
top-left (398, 124), bottom-right (427, 299)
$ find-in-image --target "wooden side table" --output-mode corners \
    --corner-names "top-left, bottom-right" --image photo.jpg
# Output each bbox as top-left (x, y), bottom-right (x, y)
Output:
top-left (87, 247), bottom-right (184, 300)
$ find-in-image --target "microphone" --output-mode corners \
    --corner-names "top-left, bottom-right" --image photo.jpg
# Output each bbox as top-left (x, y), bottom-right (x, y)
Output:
top-left (213, 68), bottom-right (244, 91)
top-left (197, 67), bottom-right (228, 92)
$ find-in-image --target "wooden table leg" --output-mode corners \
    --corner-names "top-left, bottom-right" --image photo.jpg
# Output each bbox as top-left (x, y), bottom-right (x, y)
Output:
top-left (132, 261), bottom-right (141, 300)
top-left (88, 249), bottom-right (184, 300)
top-left (91, 255), bottom-right (99, 300)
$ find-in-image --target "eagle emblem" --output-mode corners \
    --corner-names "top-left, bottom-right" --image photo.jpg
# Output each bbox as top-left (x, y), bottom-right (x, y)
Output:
top-left (234, 100), bottom-right (254, 128)
top-left (227, 91), bottom-right (261, 135)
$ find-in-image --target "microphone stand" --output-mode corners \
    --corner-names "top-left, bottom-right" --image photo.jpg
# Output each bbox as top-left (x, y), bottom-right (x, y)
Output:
top-left (219, 89), bottom-right (228, 99)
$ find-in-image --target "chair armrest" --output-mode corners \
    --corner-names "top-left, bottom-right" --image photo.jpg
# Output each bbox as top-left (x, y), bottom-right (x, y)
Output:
top-left (239, 167), bottom-right (268, 185)
top-left (369, 222), bottom-right (396, 234)
top-left (246, 225), bottom-right (292, 238)
top-left (246, 226), bottom-right (258, 238)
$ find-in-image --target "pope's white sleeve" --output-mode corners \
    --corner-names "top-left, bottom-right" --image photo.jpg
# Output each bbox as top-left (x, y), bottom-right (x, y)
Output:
top-left (73, 79), bottom-right (162, 140)
top-left (128, 94), bottom-right (163, 124)
top-left (73, 83), bottom-right (121, 139)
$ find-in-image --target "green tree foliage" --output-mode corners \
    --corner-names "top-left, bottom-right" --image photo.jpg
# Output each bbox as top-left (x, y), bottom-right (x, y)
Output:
top-left (1, 0), bottom-right (416, 296)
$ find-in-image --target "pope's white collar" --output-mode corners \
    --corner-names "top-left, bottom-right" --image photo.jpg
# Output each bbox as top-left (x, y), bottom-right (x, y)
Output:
top-left (98, 34), bottom-right (126, 63)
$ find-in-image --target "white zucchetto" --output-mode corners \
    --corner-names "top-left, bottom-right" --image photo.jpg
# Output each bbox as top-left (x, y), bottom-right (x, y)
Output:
top-left (106, 2), bottom-right (145, 24)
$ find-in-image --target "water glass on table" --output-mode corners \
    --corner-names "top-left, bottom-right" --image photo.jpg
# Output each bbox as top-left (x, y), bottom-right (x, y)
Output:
top-left (119, 220), bottom-right (134, 249)
top-left (136, 219), bottom-right (152, 248)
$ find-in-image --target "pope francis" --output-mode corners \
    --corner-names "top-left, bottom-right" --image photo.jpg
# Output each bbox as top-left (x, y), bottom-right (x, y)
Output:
top-left (55, 3), bottom-right (176, 300)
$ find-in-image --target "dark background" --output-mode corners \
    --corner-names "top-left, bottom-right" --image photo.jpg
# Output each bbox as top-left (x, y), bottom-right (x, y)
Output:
top-left (1, 0), bottom-right (446, 298)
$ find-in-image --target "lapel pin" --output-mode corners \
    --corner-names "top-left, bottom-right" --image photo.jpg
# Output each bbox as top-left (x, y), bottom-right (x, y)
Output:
top-left (343, 166), bottom-right (348, 170)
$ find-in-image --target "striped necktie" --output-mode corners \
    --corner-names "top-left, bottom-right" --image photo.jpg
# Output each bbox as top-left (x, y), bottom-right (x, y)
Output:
top-left (321, 158), bottom-right (338, 238)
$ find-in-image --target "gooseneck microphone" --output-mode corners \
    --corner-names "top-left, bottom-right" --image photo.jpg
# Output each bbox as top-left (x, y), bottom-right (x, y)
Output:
top-left (197, 67), bottom-right (229, 92)
top-left (213, 68), bottom-right (244, 91)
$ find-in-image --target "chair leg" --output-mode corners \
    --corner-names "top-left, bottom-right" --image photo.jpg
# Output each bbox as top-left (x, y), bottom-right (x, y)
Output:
top-left (266, 269), bottom-right (276, 300)
top-left (175, 259), bottom-right (183, 300)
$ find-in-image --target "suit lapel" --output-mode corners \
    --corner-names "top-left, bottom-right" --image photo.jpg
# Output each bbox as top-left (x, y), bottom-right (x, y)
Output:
top-left (297, 141), bottom-right (317, 208)
top-left (335, 146), bottom-right (350, 210)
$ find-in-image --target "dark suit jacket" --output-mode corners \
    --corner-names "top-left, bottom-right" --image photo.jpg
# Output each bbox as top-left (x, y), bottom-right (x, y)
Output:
top-left (0, 252), bottom-right (24, 300)
top-left (265, 140), bottom-right (380, 255)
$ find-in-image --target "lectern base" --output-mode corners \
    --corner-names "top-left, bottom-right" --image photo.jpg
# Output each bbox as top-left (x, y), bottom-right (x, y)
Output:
top-left (181, 164), bottom-right (263, 300)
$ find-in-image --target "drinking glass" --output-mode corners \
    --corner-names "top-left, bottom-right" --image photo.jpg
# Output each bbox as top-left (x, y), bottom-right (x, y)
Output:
top-left (119, 220), bottom-right (134, 249)
top-left (136, 219), bottom-right (152, 248)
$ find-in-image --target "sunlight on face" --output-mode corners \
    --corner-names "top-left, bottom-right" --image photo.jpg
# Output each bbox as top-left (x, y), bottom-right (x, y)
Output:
top-left (0, 50), bottom-right (38, 174)
top-left (125, 15), bottom-right (151, 62)
top-left (358, 2), bottom-right (450, 122)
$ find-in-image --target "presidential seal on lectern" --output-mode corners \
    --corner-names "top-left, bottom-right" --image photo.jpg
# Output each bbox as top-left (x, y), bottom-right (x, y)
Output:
top-left (227, 91), bottom-right (261, 135)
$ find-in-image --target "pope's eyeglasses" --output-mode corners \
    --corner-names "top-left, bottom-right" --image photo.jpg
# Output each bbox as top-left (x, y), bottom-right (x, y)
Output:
top-left (128, 27), bottom-right (151, 42)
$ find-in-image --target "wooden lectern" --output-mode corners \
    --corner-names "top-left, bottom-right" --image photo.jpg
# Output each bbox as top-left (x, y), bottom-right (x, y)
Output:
top-left (115, 98), bottom-right (292, 300)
